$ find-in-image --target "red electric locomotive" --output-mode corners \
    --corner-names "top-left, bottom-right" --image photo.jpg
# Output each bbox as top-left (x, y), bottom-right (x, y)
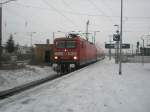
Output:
top-left (52, 33), bottom-right (99, 73)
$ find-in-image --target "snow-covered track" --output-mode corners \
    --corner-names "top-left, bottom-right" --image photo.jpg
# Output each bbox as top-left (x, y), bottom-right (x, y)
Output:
top-left (0, 74), bottom-right (60, 99)
top-left (0, 58), bottom-right (105, 100)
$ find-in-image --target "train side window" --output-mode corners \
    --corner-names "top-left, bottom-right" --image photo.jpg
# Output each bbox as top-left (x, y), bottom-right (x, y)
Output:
top-left (81, 42), bottom-right (84, 48)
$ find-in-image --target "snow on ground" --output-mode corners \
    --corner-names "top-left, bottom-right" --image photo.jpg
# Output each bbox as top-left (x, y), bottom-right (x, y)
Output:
top-left (0, 65), bottom-right (55, 91)
top-left (0, 58), bottom-right (150, 112)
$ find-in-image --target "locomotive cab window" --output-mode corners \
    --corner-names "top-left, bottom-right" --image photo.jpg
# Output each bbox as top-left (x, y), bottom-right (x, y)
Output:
top-left (66, 41), bottom-right (76, 48)
top-left (55, 41), bottom-right (65, 48)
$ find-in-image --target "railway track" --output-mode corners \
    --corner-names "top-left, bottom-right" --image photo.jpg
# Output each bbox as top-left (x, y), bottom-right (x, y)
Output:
top-left (0, 73), bottom-right (61, 99)
top-left (0, 58), bottom-right (105, 100)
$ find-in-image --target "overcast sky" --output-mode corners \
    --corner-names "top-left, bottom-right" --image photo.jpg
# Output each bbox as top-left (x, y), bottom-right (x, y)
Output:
top-left (2, 0), bottom-right (150, 47)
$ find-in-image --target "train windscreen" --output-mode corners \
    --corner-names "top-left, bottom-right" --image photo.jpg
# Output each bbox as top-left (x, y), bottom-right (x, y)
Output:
top-left (56, 40), bottom-right (76, 48)
top-left (66, 41), bottom-right (76, 48)
top-left (56, 41), bottom-right (65, 48)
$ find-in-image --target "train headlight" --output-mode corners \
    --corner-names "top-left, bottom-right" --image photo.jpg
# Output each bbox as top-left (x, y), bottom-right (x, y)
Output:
top-left (73, 56), bottom-right (77, 60)
top-left (54, 56), bottom-right (58, 60)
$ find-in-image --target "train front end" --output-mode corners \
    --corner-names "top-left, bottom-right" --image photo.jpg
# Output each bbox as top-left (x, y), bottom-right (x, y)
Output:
top-left (52, 37), bottom-right (79, 73)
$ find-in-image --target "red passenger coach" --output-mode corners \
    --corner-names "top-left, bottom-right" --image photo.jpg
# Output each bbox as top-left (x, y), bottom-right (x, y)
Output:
top-left (52, 33), bottom-right (98, 73)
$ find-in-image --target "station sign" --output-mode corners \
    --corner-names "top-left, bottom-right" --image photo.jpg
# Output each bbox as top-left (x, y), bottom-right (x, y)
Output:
top-left (105, 44), bottom-right (115, 49)
top-left (121, 44), bottom-right (130, 49)
top-left (105, 43), bottom-right (130, 49)
top-left (113, 34), bottom-right (120, 41)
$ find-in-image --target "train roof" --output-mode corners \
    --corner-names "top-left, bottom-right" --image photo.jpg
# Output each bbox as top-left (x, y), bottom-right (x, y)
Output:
top-left (55, 33), bottom-right (82, 40)
top-left (54, 37), bottom-right (79, 41)
top-left (54, 33), bottom-right (95, 45)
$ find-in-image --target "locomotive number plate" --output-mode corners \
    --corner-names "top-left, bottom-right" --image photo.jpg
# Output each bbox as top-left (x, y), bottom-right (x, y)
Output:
top-left (55, 52), bottom-right (77, 56)
top-left (54, 52), bottom-right (63, 56)
top-left (68, 52), bottom-right (77, 56)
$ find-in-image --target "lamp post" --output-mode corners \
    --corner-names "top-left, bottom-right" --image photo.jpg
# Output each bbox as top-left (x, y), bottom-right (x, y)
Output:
top-left (114, 24), bottom-right (119, 31)
top-left (119, 0), bottom-right (123, 75)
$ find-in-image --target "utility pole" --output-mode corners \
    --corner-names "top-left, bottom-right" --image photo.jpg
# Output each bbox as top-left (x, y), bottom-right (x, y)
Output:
top-left (109, 38), bottom-right (112, 60)
top-left (30, 34), bottom-right (32, 47)
top-left (0, 4), bottom-right (2, 66)
top-left (86, 20), bottom-right (89, 41)
top-left (141, 38), bottom-right (144, 65)
top-left (116, 33), bottom-right (119, 64)
top-left (119, 0), bottom-right (123, 75)
top-left (30, 33), bottom-right (33, 47)
top-left (108, 35), bottom-right (112, 60)
top-left (132, 44), bottom-right (134, 56)
top-left (30, 32), bottom-right (36, 47)
top-left (53, 32), bottom-right (55, 44)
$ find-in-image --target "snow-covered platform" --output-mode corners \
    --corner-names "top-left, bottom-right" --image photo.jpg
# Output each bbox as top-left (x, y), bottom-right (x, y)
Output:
top-left (0, 58), bottom-right (150, 112)
top-left (0, 65), bottom-right (55, 91)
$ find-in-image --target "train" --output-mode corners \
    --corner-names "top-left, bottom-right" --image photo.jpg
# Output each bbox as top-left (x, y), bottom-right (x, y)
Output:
top-left (52, 33), bottom-right (105, 73)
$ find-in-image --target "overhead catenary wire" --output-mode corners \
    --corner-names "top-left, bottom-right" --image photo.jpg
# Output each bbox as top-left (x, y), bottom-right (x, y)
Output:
top-left (3, 3), bottom-right (64, 33)
top-left (10, 2), bottom-right (55, 11)
top-left (0, 0), bottom-right (16, 5)
top-left (100, 0), bottom-right (113, 14)
top-left (41, 0), bottom-right (78, 28)
top-left (61, 0), bottom-right (87, 32)
top-left (3, 7), bottom-right (49, 32)
top-left (87, 0), bottom-right (114, 24)
top-left (1, 0), bottom-right (150, 47)
top-left (5, 3), bottom-right (112, 17)
top-left (61, 0), bottom-right (73, 10)
top-left (7, 2), bottom-right (150, 21)
top-left (3, 0), bottom-right (150, 33)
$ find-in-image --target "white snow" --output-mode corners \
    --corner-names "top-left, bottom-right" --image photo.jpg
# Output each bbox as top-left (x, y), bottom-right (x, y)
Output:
top-left (0, 58), bottom-right (150, 112)
top-left (0, 65), bottom-right (55, 91)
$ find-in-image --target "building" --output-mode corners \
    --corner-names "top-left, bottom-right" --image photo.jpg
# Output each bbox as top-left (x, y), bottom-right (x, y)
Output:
top-left (34, 44), bottom-right (54, 65)
top-left (140, 47), bottom-right (150, 56)
top-left (17, 46), bottom-right (31, 54)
